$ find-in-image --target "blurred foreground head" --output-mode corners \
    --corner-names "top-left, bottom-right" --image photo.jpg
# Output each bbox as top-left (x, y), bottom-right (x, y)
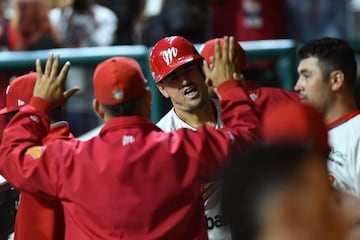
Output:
top-left (222, 144), bottom-right (345, 240)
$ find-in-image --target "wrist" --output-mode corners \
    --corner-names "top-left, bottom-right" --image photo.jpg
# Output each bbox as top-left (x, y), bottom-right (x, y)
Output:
top-left (29, 97), bottom-right (52, 114)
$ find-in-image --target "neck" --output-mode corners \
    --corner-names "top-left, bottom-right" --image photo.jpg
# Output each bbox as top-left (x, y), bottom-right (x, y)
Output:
top-left (174, 100), bottom-right (217, 129)
top-left (324, 93), bottom-right (357, 124)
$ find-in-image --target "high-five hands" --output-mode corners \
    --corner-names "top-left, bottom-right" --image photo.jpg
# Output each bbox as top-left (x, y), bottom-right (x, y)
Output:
top-left (34, 54), bottom-right (79, 109)
top-left (203, 36), bottom-right (245, 90)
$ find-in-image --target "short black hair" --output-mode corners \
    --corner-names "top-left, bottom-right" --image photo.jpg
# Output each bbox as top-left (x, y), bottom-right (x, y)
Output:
top-left (298, 37), bottom-right (357, 88)
top-left (221, 144), bottom-right (325, 240)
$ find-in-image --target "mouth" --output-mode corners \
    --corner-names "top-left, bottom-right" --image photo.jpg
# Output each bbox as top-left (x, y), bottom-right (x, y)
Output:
top-left (298, 93), bottom-right (307, 102)
top-left (183, 87), bottom-right (199, 98)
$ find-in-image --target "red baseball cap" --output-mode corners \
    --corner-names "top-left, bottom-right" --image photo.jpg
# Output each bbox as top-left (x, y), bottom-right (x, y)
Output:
top-left (93, 57), bottom-right (147, 105)
top-left (0, 72), bottom-right (37, 115)
top-left (200, 38), bottom-right (247, 71)
top-left (262, 102), bottom-right (330, 154)
top-left (148, 36), bottom-right (203, 83)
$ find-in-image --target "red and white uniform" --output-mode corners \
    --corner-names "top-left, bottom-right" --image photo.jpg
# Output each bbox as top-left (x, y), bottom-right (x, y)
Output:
top-left (327, 111), bottom-right (360, 198)
top-left (0, 80), bottom-right (260, 240)
top-left (14, 121), bottom-right (74, 240)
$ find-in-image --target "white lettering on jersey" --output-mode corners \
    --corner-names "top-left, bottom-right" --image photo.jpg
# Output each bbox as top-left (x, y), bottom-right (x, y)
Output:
top-left (161, 47), bottom-right (178, 65)
top-left (122, 135), bottom-right (135, 146)
top-left (18, 99), bottom-right (25, 106)
top-left (249, 93), bottom-right (258, 101)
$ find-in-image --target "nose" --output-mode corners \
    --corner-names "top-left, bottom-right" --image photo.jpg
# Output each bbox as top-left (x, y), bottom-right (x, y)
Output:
top-left (294, 78), bottom-right (301, 92)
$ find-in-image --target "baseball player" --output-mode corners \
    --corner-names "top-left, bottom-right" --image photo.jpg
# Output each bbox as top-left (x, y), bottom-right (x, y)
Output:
top-left (222, 102), bottom-right (345, 240)
top-left (0, 36), bottom-right (260, 239)
top-left (294, 37), bottom-right (360, 198)
top-left (149, 36), bottom-right (233, 239)
top-left (150, 36), bottom-right (299, 239)
top-left (0, 72), bottom-right (77, 240)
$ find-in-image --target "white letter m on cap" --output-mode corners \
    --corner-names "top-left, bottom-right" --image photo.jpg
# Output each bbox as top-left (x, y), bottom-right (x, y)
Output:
top-left (161, 47), bottom-right (178, 65)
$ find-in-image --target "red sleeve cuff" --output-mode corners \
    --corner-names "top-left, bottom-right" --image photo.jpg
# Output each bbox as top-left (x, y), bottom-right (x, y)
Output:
top-left (29, 97), bottom-right (52, 114)
top-left (217, 79), bottom-right (244, 96)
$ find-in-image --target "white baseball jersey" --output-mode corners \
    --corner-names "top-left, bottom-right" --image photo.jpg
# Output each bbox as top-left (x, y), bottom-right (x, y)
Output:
top-left (157, 98), bottom-right (232, 240)
top-left (327, 111), bottom-right (360, 198)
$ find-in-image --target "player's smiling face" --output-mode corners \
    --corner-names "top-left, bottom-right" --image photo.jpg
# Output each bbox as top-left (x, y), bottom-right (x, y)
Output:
top-left (157, 61), bottom-right (209, 112)
top-left (294, 57), bottom-right (333, 114)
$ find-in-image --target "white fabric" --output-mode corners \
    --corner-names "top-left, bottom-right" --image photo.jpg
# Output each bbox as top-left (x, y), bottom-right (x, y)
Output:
top-left (328, 114), bottom-right (360, 198)
top-left (0, 175), bottom-right (6, 185)
top-left (77, 125), bottom-right (103, 141)
top-left (49, 4), bottom-right (118, 47)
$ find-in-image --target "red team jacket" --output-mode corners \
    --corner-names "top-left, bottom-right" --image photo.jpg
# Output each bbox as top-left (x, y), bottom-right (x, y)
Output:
top-left (246, 81), bottom-right (300, 112)
top-left (0, 80), bottom-right (260, 239)
top-left (14, 122), bottom-right (74, 240)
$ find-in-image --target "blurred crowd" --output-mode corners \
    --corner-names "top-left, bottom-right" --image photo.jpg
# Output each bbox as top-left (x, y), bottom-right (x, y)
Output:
top-left (0, 0), bottom-right (355, 136)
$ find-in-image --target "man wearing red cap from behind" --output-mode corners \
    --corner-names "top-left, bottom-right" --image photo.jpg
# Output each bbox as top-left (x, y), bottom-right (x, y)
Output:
top-left (0, 37), bottom-right (260, 239)
top-left (0, 72), bottom-right (76, 240)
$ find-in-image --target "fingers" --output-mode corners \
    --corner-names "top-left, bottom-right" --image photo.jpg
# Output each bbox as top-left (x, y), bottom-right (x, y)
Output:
top-left (63, 87), bottom-right (80, 102)
top-left (44, 54), bottom-right (54, 77)
top-left (58, 61), bottom-right (71, 86)
top-left (202, 59), bottom-right (211, 78)
top-left (50, 55), bottom-right (60, 80)
top-left (228, 36), bottom-right (235, 62)
top-left (222, 36), bottom-right (229, 61)
top-left (214, 38), bottom-right (221, 63)
top-left (36, 59), bottom-right (43, 77)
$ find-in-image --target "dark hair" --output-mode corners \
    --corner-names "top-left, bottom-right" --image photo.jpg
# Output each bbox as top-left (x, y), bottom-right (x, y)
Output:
top-left (100, 95), bottom-right (144, 117)
top-left (73, 0), bottom-right (94, 14)
top-left (221, 144), bottom-right (325, 240)
top-left (298, 37), bottom-right (357, 88)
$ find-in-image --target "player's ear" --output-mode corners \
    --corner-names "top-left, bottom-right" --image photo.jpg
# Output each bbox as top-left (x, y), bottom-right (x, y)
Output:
top-left (157, 83), bottom-right (170, 98)
top-left (92, 99), bottom-right (105, 119)
top-left (329, 70), bottom-right (344, 91)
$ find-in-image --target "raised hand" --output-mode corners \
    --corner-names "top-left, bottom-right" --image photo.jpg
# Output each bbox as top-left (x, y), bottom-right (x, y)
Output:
top-left (202, 36), bottom-right (240, 89)
top-left (34, 54), bottom-right (79, 108)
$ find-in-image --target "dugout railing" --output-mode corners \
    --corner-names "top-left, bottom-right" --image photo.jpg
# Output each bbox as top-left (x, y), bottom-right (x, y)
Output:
top-left (0, 39), bottom-right (298, 122)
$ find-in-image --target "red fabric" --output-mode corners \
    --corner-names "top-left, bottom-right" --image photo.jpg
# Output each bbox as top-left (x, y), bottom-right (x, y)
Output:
top-left (246, 80), bottom-right (300, 113)
top-left (211, 0), bottom-right (287, 41)
top-left (327, 110), bottom-right (360, 130)
top-left (14, 122), bottom-right (74, 240)
top-left (93, 57), bottom-right (146, 105)
top-left (0, 81), bottom-right (260, 239)
top-left (0, 72), bottom-right (36, 115)
top-left (262, 102), bottom-right (330, 154)
top-left (0, 73), bottom-right (9, 139)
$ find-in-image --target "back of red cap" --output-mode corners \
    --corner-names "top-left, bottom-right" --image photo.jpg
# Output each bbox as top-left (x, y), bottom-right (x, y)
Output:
top-left (200, 38), bottom-right (247, 71)
top-left (93, 57), bottom-right (147, 105)
top-left (262, 102), bottom-right (330, 154)
top-left (0, 72), bottom-right (37, 115)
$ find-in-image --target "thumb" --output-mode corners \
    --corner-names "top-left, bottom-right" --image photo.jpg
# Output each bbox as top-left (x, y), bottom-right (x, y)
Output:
top-left (63, 87), bottom-right (80, 102)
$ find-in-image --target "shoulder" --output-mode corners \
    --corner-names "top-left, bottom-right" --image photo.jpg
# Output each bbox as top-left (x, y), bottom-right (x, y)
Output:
top-left (93, 4), bottom-right (117, 20)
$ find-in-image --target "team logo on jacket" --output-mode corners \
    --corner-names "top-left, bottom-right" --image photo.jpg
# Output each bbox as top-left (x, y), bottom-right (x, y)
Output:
top-left (122, 135), bottom-right (135, 146)
top-left (26, 146), bottom-right (45, 158)
top-left (161, 47), bottom-right (178, 65)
